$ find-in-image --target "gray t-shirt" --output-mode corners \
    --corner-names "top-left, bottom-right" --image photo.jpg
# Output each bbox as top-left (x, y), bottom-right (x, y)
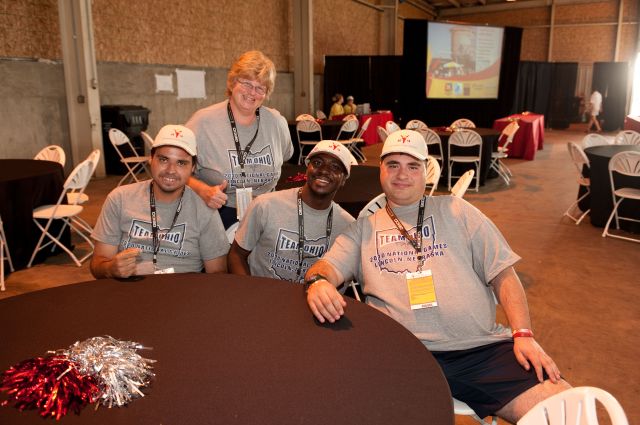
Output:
top-left (235, 188), bottom-right (355, 283)
top-left (323, 195), bottom-right (520, 351)
top-left (92, 181), bottom-right (229, 274)
top-left (185, 100), bottom-right (294, 208)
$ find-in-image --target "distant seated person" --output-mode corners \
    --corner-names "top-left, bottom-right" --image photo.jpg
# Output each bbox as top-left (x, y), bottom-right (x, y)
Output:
top-left (343, 95), bottom-right (357, 115)
top-left (228, 140), bottom-right (356, 283)
top-left (329, 93), bottom-right (344, 119)
top-left (90, 125), bottom-right (229, 279)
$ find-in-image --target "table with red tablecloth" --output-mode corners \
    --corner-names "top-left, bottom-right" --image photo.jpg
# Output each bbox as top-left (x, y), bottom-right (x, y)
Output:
top-left (624, 115), bottom-right (640, 132)
top-left (492, 113), bottom-right (545, 160)
top-left (358, 111), bottom-right (394, 145)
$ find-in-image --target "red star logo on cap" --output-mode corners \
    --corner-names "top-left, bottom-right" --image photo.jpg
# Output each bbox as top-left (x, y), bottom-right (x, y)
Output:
top-left (399, 135), bottom-right (409, 144)
top-left (172, 129), bottom-right (182, 138)
top-left (330, 142), bottom-right (339, 150)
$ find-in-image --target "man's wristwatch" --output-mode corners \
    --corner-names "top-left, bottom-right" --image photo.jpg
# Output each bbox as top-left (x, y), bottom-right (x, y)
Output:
top-left (304, 274), bottom-right (328, 289)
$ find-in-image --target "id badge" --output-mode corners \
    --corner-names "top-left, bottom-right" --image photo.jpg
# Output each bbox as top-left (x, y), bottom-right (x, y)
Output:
top-left (154, 267), bottom-right (175, 275)
top-left (406, 269), bottom-right (438, 310)
top-left (236, 187), bottom-right (253, 220)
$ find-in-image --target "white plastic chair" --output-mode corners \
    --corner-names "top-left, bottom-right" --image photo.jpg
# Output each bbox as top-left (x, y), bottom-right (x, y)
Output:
top-left (602, 151), bottom-right (640, 243)
top-left (405, 119), bottom-right (428, 131)
top-left (316, 110), bottom-right (327, 120)
top-left (426, 155), bottom-right (441, 196)
top-left (358, 193), bottom-right (386, 219)
top-left (335, 118), bottom-right (359, 142)
top-left (454, 398), bottom-right (497, 425)
top-left (66, 149), bottom-right (101, 206)
top-left (108, 128), bottom-right (151, 187)
top-left (451, 118), bottom-right (476, 129)
top-left (140, 130), bottom-right (155, 155)
top-left (423, 128), bottom-right (444, 163)
top-left (448, 129), bottom-right (482, 192)
top-left (348, 116), bottom-right (372, 162)
top-left (564, 142), bottom-right (591, 225)
top-left (27, 159), bottom-right (96, 268)
top-left (385, 120), bottom-right (401, 133)
top-left (581, 133), bottom-right (611, 149)
top-left (34, 145), bottom-right (66, 167)
top-left (376, 126), bottom-right (389, 144)
top-left (613, 130), bottom-right (640, 145)
top-left (517, 386), bottom-right (629, 425)
top-left (1, 216), bottom-right (15, 291)
top-left (451, 169), bottom-right (475, 198)
top-left (296, 119), bottom-right (323, 165)
top-left (296, 114), bottom-right (316, 121)
top-left (490, 120), bottom-right (520, 185)
top-left (342, 114), bottom-right (358, 121)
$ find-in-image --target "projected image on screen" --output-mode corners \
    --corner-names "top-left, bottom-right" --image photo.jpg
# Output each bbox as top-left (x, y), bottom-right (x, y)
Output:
top-left (427, 22), bottom-right (504, 99)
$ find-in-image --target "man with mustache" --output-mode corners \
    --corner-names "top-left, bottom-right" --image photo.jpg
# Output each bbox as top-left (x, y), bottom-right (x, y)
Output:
top-left (91, 125), bottom-right (229, 278)
top-left (228, 141), bottom-right (356, 283)
top-left (303, 130), bottom-right (571, 423)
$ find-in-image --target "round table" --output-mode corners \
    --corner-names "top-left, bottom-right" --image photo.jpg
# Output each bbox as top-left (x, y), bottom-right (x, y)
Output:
top-left (0, 274), bottom-right (454, 424)
top-left (0, 159), bottom-right (68, 270)
top-left (277, 164), bottom-right (382, 218)
top-left (584, 145), bottom-right (640, 232)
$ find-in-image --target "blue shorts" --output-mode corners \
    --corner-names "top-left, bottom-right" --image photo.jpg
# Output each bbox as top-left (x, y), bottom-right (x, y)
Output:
top-left (432, 340), bottom-right (548, 418)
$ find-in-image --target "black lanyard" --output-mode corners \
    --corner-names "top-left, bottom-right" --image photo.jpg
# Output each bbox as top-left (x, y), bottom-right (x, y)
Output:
top-left (385, 196), bottom-right (427, 271)
top-left (227, 101), bottom-right (260, 178)
top-left (296, 189), bottom-right (333, 281)
top-left (149, 181), bottom-right (185, 266)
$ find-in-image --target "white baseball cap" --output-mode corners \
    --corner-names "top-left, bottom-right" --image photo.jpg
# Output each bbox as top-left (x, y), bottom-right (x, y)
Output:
top-left (380, 129), bottom-right (428, 160)
top-left (153, 125), bottom-right (197, 156)
top-left (305, 140), bottom-right (358, 177)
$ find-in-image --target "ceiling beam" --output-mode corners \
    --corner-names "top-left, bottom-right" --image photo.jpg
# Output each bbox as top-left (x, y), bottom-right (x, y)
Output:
top-left (447, 0), bottom-right (461, 7)
top-left (438, 0), bottom-right (605, 17)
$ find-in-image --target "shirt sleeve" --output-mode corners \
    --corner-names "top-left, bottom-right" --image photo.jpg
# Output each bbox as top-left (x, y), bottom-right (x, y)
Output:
top-left (198, 208), bottom-right (230, 261)
top-left (233, 197), bottom-right (265, 252)
top-left (91, 190), bottom-right (122, 247)
top-left (320, 218), bottom-right (363, 284)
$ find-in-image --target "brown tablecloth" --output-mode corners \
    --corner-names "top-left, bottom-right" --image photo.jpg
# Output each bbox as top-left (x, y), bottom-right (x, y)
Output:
top-left (277, 164), bottom-right (382, 217)
top-left (0, 159), bottom-right (69, 270)
top-left (0, 274), bottom-right (454, 425)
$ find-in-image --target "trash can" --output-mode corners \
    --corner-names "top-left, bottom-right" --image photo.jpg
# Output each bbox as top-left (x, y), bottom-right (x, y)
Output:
top-left (101, 105), bottom-right (150, 175)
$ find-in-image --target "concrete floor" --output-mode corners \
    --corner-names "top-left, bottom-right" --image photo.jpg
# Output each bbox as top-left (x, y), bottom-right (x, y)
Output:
top-left (1, 124), bottom-right (638, 424)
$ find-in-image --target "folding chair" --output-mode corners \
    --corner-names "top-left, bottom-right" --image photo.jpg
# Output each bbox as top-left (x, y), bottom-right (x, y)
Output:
top-left (490, 120), bottom-right (520, 185)
top-left (426, 155), bottom-right (441, 196)
top-left (385, 120), bottom-right (401, 133)
top-left (448, 129), bottom-right (482, 192)
top-left (108, 128), bottom-right (151, 187)
top-left (454, 398), bottom-right (497, 425)
top-left (140, 130), bottom-right (155, 155)
top-left (316, 110), bottom-right (327, 120)
top-left (335, 118), bottom-right (359, 142)
top-left (296, 114), bottom-right (316, 121)
top-left (296, 119), bottom-right (323, 165)
top-left (451, 118), bottom-right (476, 129)
top-left (27, 159), bottom-right (96, 268)
top-left (348, 116), bottom-right (372, 162)
top-left (517, 386), bottom-right (628, 425)
top-left (602, 151), bottom-right (640, 243)
top-left (376, 126), bottom-right (389, 144)
top-left (34, 145), bottom-right (66, 167)
top-left (581, 133), bottom-right (610, 149)
top-left (563, 142), bottom-right (591, 225)
top-left (1, 216), bottom-right (15, 291)
top-left (451, 169), bottom-right (475, 198)
top-left (614, 130), bottom-right (640, 145)
top-left (423, 128), bottom-right (444, 164)
top-left (67, 149), bottom-right (101, 206)
top-left (405, 119), bottom-right (428, 131)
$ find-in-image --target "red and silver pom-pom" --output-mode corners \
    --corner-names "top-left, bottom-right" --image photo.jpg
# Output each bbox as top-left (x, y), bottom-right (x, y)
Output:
top-left (64, 336), bottom-right (155, 408)
top-left (0, 355), bottom-right (99, 420)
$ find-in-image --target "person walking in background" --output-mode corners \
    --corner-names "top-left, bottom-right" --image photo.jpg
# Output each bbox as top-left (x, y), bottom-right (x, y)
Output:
top-left (185, 50), bottom-right (293, 228)
top-left (329, 93), bottom-right (344, 119)
top-left (588, 88), bottom-right (603, 133)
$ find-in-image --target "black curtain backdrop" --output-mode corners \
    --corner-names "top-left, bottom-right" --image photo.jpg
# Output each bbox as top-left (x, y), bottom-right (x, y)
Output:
top-left (399, 20), bottom-right (522, 128)
top-left (593, 62), bottom-right (628, 131)
top-left (513, 62), bottom-right (578, 129)
top-left (323, 56), bottom-right (401, 117)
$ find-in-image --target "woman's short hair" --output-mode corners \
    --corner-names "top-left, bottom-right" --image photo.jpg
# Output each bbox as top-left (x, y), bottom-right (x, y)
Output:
top-left (226, 50), bottom-right (276, 98)
top-left (332, 93), bottom-right (343, 102)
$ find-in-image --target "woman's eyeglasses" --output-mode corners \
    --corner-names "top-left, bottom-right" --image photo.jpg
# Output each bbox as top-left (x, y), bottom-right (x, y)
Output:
top-left (237, 79), bottom-right (267, 96)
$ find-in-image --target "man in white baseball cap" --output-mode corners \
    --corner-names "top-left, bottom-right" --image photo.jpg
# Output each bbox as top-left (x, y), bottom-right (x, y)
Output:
top-left (303, 129), bottom-right (570, 423)
top-left (228, 140), bottom-right (357, 283)
top-left (91, 124), bottom-right (229, 278)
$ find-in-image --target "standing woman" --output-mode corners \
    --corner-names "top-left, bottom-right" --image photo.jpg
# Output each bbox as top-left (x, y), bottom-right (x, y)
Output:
top-left (186, 51), bottom-right (293, 228)
top-left (329, 93), bottom-right (344, 119)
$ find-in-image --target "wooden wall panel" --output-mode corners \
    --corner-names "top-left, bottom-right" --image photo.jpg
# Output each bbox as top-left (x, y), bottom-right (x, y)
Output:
top-left (0, 0), bottom-right (60, 59)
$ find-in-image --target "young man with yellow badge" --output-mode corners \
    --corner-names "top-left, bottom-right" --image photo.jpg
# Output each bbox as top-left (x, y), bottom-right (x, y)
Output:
top-left (303, 129), bottom-right (570, 423)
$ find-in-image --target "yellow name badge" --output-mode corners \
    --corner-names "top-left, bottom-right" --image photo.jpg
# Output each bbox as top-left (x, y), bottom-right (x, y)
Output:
top-left (406, 269), bottom-right (438, 310)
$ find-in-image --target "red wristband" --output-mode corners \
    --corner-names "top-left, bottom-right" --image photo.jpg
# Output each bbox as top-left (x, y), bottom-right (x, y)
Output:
top-left (512, 328), bottom-right (534, 338)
